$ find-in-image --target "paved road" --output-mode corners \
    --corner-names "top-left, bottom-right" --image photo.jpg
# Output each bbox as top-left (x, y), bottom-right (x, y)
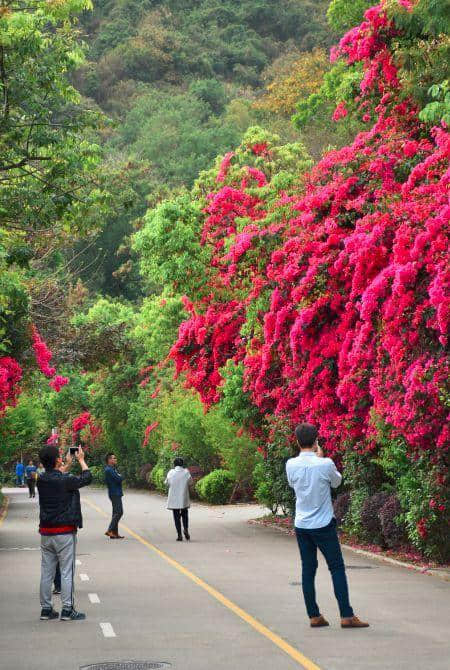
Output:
top-left (0, 486), bottom-right (449, 670)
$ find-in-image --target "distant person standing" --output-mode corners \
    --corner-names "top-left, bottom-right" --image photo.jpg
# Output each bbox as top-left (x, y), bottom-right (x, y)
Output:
top-left (286, 423), bottom-right (369, 629)
top-left (104, 453), bottom-right (125, 539)
top-left (165, 458), bottom-right (192, 541)
top-left (37, 445), bottom-right (92, 621)
top-left (15, 461), bottom-right (24, 487)
top-left (36, 462), bottom-right (45, 478)
top-left (25, 460), bottom-right (37, 498)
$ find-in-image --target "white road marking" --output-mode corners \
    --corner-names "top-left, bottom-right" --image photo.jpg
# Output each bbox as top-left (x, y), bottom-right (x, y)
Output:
top-left (76, 559), bottom-right (81, 566)
top-left (79, 573), bottom-right (89, 581)
top-left (88, 593), bottom-right (100, 604)
top-left (100, 622), bottom-right (116, 638)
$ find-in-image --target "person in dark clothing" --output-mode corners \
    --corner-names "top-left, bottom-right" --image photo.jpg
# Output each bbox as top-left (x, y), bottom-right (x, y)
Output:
top-left (37, 445), bottom-right (92, 621)
top-left (25, 460), bottom-right (37, 498)
top-left (104, 453), bottom-right (124, 539)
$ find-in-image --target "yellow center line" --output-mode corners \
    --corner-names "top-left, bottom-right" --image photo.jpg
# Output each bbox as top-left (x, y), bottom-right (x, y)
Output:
top-left (83, 497), bottom-right (322, 670)
top-left (0, 495), bottom-right (10, 529)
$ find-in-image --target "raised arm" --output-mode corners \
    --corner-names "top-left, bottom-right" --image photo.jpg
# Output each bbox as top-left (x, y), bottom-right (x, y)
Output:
top-left (65, 448), bottom-right (92, 490)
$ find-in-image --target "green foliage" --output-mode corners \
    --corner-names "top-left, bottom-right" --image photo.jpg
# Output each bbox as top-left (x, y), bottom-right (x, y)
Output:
top-left (196, 469), bottom-right (234, 504)
top-left (150, 464), bottom-right (167, 492)
top-left (202, 406), bottom-right (259, 492)
top-left (132, 294), bottom-right (187, 364)
top-left (0, 0), bottom-right (109, 245)
top-left (134, 194), bottom-right (209, 293)
top-left (189, 79), bottom-right (227, 115)
top-left (327, 0), bottom-right (372, 33)
top-left (0, 393), bottom-right (46, 465)
top-left (253, 419), bottom-right (295, 515)
top-left (0, 265), bottom-right (29, 357)
top-left (419, 81), bottom-right (450, 125)
top-left (115, 89), bottom-right (240, 188)
top-left (220, 362), bottom-right (260, 427)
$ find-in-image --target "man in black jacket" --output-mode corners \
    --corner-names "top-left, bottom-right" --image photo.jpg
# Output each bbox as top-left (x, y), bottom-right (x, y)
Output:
top-left (37, 445), bottom-right (92, 621)
top-left (104, 453), bottom-right (125, 539)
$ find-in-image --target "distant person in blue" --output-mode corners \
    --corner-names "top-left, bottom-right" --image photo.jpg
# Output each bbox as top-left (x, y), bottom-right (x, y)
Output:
top-left (104, 453), bottom-right (124, 539)
top-left (286, 423), bottom-right (369, 629)
top-left (25, 460), bottom-right (37, 498)
top-left (15, 461), bottom-right (24, 487)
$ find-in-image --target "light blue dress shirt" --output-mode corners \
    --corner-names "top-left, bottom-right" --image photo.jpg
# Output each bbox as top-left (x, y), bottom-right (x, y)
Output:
top-left (286, 451), bottom-right (342, 529)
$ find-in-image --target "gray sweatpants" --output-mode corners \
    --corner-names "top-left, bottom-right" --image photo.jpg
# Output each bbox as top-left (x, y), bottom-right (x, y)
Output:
top-left (40, 533), bottom-right (77, 610)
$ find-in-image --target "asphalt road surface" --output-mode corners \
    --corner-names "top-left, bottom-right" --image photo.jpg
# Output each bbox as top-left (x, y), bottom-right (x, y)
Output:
top-left (0, 486), bottom-right (449, 670)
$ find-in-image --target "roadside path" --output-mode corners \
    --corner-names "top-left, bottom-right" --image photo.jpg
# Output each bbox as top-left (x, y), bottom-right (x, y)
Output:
top-left (0, 487), bottom-right (449, 670)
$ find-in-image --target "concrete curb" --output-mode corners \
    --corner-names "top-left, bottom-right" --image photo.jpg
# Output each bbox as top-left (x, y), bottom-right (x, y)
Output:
top-left (249, 518), bottom-right (450, 583)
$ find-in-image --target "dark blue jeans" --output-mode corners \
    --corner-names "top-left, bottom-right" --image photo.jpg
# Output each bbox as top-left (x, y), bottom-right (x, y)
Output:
top-left (295, 518), bottom-right (354, 618)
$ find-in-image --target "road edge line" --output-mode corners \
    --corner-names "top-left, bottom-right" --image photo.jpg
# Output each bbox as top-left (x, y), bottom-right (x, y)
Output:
top-left (83, 497), bottom-right (321, 670)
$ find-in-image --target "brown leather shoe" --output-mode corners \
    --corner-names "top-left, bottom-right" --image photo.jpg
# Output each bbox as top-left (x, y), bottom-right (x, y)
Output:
top-left (105, 531), bottom-right (114, 537)
top-left (310, 615), bottom-right (329, 628)
top-left (109, 533), bottom-right (124, 539)
top-left (341, 616), bottom-right (369, 628)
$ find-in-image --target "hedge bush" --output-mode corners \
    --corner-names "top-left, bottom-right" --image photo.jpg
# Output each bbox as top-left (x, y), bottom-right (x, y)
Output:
top-left (360, 492), bottom-right (391, 546)
top-left (333, 492), bottom-right (350, 528)
top-left (196, 469), bottom-right (234, 504)
top-left (379, 494), bottom-right (407, 549)
top-left (150, 465), bottom-right (166, 492)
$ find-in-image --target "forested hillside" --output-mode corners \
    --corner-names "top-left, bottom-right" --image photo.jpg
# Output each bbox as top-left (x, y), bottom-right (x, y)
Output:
top-left (1, 0), bottom-right (449, 560)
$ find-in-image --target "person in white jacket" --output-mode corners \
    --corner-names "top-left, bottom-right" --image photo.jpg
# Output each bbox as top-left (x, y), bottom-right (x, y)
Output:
top-left (165, 458), bottom-right (192, 541)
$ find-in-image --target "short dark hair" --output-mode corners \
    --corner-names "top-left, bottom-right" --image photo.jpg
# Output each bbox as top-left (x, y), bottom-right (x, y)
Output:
top-left (39, 446), bottom-right (59, 470)
top-left (174, 457), bottom-right (184, 467)
top-left (295, 423), bottom-right (318, 448)
top-left (105, 453), bottom-right (115, 464)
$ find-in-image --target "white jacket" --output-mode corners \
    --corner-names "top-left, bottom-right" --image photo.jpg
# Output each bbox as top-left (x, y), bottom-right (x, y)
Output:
top-left (165, 466), bottom-right (192, 509)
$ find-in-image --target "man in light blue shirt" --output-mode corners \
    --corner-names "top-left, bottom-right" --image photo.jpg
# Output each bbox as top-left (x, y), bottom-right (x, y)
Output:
top-left (286, 423), bottom-right (369, 629)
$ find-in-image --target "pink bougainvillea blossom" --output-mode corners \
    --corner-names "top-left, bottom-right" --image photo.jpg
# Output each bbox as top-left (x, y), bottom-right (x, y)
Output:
top-left (0, 357), bottom-right (23, 414)
top-left (142, 421), bottom-right (159, 447)
top-left (31, 326), bottom-right (56, 378)
top-left (49, 375), bottom-right (69, 392)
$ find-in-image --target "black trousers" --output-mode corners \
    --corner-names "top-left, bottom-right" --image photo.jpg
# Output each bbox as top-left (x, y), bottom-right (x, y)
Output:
top-left (26, 478), bottom-right (36, 497)
top-left (108, 495), bottom-right (123, 533)
top-left (172, 508), bottom-right (189, 535)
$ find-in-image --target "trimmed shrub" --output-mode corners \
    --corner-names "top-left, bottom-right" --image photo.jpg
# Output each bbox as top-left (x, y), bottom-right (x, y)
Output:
top-left (196, 469), bottom-right (234, 504)
top-left (333, 492), bottom-right (350, 528)
top-left (360, 492), bottom-right (391, 546)
top-left (150, 465), bottom-right (166, 492)
top-left (379, 494), bottom-right (407, 549)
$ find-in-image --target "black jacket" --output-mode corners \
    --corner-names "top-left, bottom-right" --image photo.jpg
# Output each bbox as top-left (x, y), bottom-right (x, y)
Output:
top-left (37, 469), bottom-right (92, 529)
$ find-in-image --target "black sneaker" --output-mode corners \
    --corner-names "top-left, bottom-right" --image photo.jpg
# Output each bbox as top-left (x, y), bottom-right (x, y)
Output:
top-left (40, 608), bottom-right (59, 621)
top-left (184, 530), bottom-right (190, 541)
top-left (60, 608), bottom-right (86, 621)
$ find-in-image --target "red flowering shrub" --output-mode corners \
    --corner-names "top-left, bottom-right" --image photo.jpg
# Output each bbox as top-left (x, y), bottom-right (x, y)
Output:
top-left (71, 411), bottom-right (101, 448)
top-left (31, 325), bottom-right (70, 394)
top-left (0, 357), bottom-right (23, 414)
top-left (31, 325), bottom-right (56, 378)
top-left (49, 375), bottom-right (69, 392)
top-left (171, 1), bottom-right (449, 458)
top-left (166, 1), bottom-right (449, 557)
